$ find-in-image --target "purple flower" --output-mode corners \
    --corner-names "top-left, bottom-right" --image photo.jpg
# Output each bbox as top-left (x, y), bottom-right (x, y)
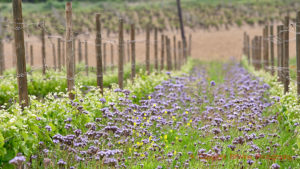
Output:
top-left (45, 125), bottom-right (52, 132)
top-left (9, 155), bottom-right (26, 166)
top-left (210, 81), bottom-right (216, 86)
top-left (99, 98), bottom-right (106, 103)
top-left (271, 163), bottom-right (280, 169)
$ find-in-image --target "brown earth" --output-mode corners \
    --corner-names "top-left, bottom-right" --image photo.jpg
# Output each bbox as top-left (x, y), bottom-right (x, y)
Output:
top-left (2, 24), bottom-right (297, 70)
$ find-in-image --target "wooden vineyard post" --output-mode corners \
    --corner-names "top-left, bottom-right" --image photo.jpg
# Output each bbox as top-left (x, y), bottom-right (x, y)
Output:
top-left (283, 16), bottom-right (289, 93)
top-left (62, 41), bottom-right (65, 67)
top-left (52, 43), bottom-right (56, 71)
top-left (253, 37), bottom-right (257, 69)
top-left (154, 28), bottom-right (158, 70)
top-left (131, 24), bottom-right (136, 81)
top-left (25, 42), bottom-right (28, 64)
top-left (0, 35), bottom-right (3, 75)
top-left (41, 20), bottom-right (46, 75)
top-left (95, 14), bottom-right (103, 94)
top-left (173, 36), bottom-right (177, 70)
top-left (57, 38), bottom-right (61, 71)
top-left (189, 34), bottom-right (192, 57)
top-left (166, 37), bottom-right (172, 71)
top-left (176, 0), bottom-right (187, 61)
top-left (247, 34), bottom-right (250, 63)
top-left (73, 39), bottom-right (76, 72)
top-left (127, 40), bottom-right (130, 63)
top-left (110, 43), bottom-right (114, 71)
top-left (78, 39), bottom-right (82, 63)
top-left (243, 32), bottom-right (246, 56)
top-left (30, 45), bottom-right (33, 67)
top-left (0, 16), bottom-right (4, 75)
top-left (13, 0), bottom-right (29, 108)
top-left (277, 26), bottom-right (282, 82)
top-left (270, 25), bottom-right (275, 75)
top-left (146, 25), bottom-right (150, 75)
top-left (85, 40), bottom-right (88, 76)
top-left (103, 43), bottom-right (107, 73)
top-left (178, 41), bottom-right (182, 68)
top-left (160, 34), bottom-right (165, 71)
top-left (280, 25), bottom-right (285, 83)
top-left (258, 36), bottom-right (262, 70)
top-left (251, 38), bottom-right (255, 68)
top-left (263, 26), bottom-right (269, 71)
top-left (66, 2), bottom-right (75, 100)
top-left (297, 11), bottom-right (300, 96)
top-left (118, 18), bottom-right (124, 89)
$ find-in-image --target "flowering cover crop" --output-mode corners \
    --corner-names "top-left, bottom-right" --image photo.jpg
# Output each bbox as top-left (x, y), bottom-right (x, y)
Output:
top-left (2, 61), bottom-right (300, 168)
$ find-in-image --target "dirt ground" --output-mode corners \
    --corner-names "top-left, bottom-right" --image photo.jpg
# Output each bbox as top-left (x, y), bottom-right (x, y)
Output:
top-left (2, 24), bottom-right (297, 69)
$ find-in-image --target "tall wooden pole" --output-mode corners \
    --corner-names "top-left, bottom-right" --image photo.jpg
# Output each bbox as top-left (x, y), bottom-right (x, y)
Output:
top-left (66, 2), bottom-right (75, 100)
top-left (160, 34), bottom-right (165, 71)
top-left (131, 24), bottom-right (136, 81)
top-left (154, 27), bottom-right (158, 70)
top-left (296, 12), bottom-right (300, 96)
top-left (78, 39), bottom-right (82, 63)
top-left (30, 45), bottom-right (33, 67)
top-left (176, 0), bottom-right (187, 61)
top-left (52, 43), bottom-right (56, 71)
top-left (85, 40), bottom-right (88, 76)
top-left (283, 16), bottom-right (289, 93)
top-left (277, 26), bottom-right (282, 82)
top-left (96, 14), bottom-right (103, 94)
top-left (110, 43), bottom-right (114, 71)
top-left (103, 43), bottom-right (107, 73)
top-left (270, 25), bottom-right (274, 75)
top-left (41, 21), bottom-right (46, 75)
top-left (173, 36), bottom-right (177, 70)
top-left (118, 18), bottom-right (124, 89)
top-left (0, 16), bottom-right (4, 75)
top-left (57, 38), bottom-right (61, 71)
top-left (62, 41), bottom-right (65, 67)
top-left (13, 0), bottom-right (29, 108)
top-left (146, 25), bottom-right (150, 75)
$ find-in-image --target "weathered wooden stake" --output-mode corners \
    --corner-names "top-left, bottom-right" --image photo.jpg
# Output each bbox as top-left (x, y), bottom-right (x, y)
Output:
top-left (166, 37), bottom-right (172, 71)
top-left (25, 42), bottom-right (28, 64)
top-left (0, 16), bottom-right (4, 75)
top-left (173, 36), bottom-right (177, 70)
top-left (30, 45), bottom-right (33, 67)
top-left (131, 24), bottom-right (136, 81)
top-left (146, 25), bottom-right (150, 75)
top-left (160, 34), bottom-right (165, 71)
top-left (154, 28), bottom-right (158, 70)
top-left (41, 21), bottom-right (46, 75)
top-left (85, 40), bottom-right (88, 76)
top-left (258, 36), bottom-right (262, 70)
top-left (52, 43), bottom-right (56, 71)
top-left (178, 41), bottom-right (182, 68)
top-left (57, 38), bottom-right (61, 71)
top-left (277, 26), bottom-right (282, 82)
top-left (110, 43), bottom-right (114, 71)
top-left (263, 26), bottom-right (269, 71)
top-left (189, 34), bottom-right (192, 56)
top-left (296, 11), bottom-right (300, 96)
top-left (118, 18), bottom-right (124, 89)
top-left (78, 39), bottom-right (82, 63)
top-left (66, 2), bottom-right (75, 100)
top-left (270, 25), bottom-right (274, 75)
top-left (127, 40), bottom-right (130, 63)
top-left (176, 0), bottom-right (187, 60)
top-left (13, 0), bottom-right (29, 108)
top-left (283, 16), bottom-right (290, 93)
top-left (96, 14), bottom-right (103, 94)
top-left (103, 43), bottom-right (107, 73)
top-left (62, 41), bottom-right (65, 67)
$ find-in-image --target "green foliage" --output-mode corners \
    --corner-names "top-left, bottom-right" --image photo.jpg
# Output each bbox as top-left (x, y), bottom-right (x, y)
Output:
top-left (241, 56), bottom-right (300, 155)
